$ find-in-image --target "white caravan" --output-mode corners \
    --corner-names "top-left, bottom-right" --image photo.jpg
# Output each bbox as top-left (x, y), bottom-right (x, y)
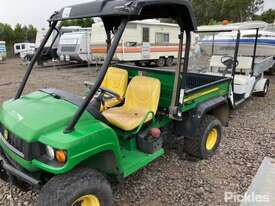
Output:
top-left (91, 20), bottom-right (181, 67)
top-left (0, 41), bottom-right (7, 62)
top-left (57, 29), bottom-right (92, 63)
top-left (192, 22), bottom-right (275, 107)
top-left (14, 43), bottom-right (35, 57)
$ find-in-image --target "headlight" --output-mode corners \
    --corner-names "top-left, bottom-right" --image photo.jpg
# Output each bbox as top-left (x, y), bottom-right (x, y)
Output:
top-left (46, 146), bottom-right (55, 160)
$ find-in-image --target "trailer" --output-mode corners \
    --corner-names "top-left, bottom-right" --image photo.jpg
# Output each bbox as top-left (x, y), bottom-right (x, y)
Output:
top-left (14, 43), bottom-right (35, 57)
top-left (193, 22), bottom-right (275, 107)
top-left (57, 29), bottom-right (92, 63)
top-left (0, 41), bottom-right (7, 62)
top-left (91, 20), bottom-right (181, 67)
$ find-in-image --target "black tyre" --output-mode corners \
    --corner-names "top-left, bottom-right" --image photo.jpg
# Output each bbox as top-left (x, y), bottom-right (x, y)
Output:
top-left (184, 115), bottom-right (222, 159)
top-left (156, 57), bottom-right (166, 67)
top-left (38, 167), bottom-right (112, 206)
top-left (255, 80), bottom-right (269, 97)
top-left (134, 61), bottom-right (142, 67)
top-left (165, 56), bottom-right (174, 66)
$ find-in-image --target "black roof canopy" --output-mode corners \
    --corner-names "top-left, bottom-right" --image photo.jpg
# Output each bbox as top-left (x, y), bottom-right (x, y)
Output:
top-left (50, 0), bottom-right (197, 31)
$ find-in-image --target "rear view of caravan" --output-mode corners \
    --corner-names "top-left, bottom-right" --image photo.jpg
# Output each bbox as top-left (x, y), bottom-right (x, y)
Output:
top-left (57, 29), bottom-right (92, 63)
top-left (91, 20), bottom-right (180, 66)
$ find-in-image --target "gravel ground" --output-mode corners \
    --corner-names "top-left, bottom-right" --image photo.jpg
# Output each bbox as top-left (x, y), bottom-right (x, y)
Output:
top-left (0, 58), bottom-right (274, 206)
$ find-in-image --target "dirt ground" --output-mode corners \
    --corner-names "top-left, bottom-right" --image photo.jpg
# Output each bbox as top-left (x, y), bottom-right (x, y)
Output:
top-left (0, 58), bottom-right (274, 206)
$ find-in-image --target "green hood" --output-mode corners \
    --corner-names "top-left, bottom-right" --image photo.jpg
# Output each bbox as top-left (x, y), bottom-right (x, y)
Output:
top-left (0, 91), bottom-right (96, 142)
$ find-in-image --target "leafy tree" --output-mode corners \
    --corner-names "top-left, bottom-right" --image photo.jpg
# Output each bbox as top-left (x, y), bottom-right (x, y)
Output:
top-left (60, 18), bottom-right (94, 28)
top-left (257, 9), bottom-right (275, 23)
top-left (192, 0), bottom-right (264, 25)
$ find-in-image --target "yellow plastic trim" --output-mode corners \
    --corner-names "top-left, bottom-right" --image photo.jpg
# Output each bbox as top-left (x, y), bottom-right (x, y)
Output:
top-left (72, 194), bottom-right (100, 206)
top-left (206, 128), bottom-right (218, 151)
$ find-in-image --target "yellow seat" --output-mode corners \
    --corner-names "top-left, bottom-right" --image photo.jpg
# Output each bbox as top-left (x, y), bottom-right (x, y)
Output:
top-left (100, 67), bottom-right (128, 111)
top-left (103, 76), bottom-right (161, 131)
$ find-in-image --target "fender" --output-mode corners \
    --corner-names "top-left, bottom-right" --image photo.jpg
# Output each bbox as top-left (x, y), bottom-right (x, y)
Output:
top-left (253, 78), bottom-right (269, 93)
top-left (175, 96), bottom-right (228, 139)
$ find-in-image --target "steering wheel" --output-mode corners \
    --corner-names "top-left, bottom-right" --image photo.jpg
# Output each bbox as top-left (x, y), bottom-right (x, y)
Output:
top-left (98, 87), bottom-right (121, 100)
top-left (220, 56), bottom-right (239, 76)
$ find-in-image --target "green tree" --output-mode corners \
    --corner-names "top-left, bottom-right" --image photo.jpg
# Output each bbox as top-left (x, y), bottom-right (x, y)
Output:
top-left (60, 18), bottom-right (94, 28)
top-left (192, 0), bottom-right (264, 25)
top-left (257, 9), bottom-right (275, 23)
top-left (26, 25), bottom-right (37, 42)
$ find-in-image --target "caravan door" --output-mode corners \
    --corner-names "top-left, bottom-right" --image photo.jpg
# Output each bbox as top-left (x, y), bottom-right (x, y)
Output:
top-left (142, 27), bottom-right (150, 59)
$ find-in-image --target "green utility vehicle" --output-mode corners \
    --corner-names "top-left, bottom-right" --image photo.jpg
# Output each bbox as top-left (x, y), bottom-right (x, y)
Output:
top-left (0, 1), bottom-right (231, 205)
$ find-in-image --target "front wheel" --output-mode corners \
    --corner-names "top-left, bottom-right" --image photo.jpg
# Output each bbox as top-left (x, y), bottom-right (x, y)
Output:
top-left (184, 115), bottom-right (222, 159)
top-left (38, 167), bottom-right (112, 206)
top-left (255, 80), bottom-right (269, 97)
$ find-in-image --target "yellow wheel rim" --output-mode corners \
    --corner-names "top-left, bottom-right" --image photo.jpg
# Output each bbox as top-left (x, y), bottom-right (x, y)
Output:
top-left (72, 194), bottom-right (100, 206)
top-left (206, 128), bottom-right (218, 151)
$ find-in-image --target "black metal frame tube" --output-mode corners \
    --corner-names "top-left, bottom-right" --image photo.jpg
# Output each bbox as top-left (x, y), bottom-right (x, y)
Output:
top-left (15, 21), bottom-right (58, 99)
top-left (64, 18), bottom-right (128, 133)
top-left (251, 28), bottom-right (259, 75)
top-left (177, 31), bottom-right (191, 115)
top-left (170, 30), bottom-right (184, 114)
top-left (231, 30), bottom-right (241, 100)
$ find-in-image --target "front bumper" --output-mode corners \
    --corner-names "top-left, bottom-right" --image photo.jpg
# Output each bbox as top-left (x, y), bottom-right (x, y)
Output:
top-left (0, 149), bottom-right (40, 187)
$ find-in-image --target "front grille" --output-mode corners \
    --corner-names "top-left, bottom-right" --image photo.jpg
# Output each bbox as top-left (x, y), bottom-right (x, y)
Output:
top-left (7, 132), bottom-right (25, 154)
top-left (0, 124), bottom-right (45, 161)
top-left (61, 46), bottom-right (76, 52)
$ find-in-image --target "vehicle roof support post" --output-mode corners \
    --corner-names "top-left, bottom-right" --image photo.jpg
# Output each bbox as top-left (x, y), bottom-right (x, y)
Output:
top-left (169, 29), bottom-right (184, 119)
top-left (169, 30), bottom-right (191, 119)
top-left (44, 25), bottom-right (61, 56)
top-left (64, 18), bottom-right (128, 133)
top-left (106, 31), bottom-right (111, 52)
top-left (211, 32), bottom-right (215, 56)
top-left (15, 20), bottom-right (58, 100)
top-left (251, 28), bottom-right (259, 76)
top-left (232, 30), bottom-right (241, 99)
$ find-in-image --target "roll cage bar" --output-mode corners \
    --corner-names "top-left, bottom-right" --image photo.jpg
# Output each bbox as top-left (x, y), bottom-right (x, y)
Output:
top-left (14, 0), bottom-right (197, 133)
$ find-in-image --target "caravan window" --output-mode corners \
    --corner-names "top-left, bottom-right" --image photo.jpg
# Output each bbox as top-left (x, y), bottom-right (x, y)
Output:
top-left (155, 32), bottom-right (170, 44)
top-left (21, 44), bottom-right (26, 50)
top-left (125, 42), bottom-right (138, 47)
top-left (16, 45), bottom-right (21, 50)
top-left (142, 28), bottom-right (150, 42)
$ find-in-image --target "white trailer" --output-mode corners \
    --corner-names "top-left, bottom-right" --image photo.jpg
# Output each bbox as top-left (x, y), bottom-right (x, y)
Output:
top-left (0, 41), bottom-right (7, 62)
top-left (57, 29), bottom-right (92, 63)
top-left (14, 43), bottom-right (35, 56)
top-left (91, 20), bottom-right (181, 67)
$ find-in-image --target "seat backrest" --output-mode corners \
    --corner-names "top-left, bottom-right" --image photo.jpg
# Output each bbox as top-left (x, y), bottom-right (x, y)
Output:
top-left (101, 67), bottom-right (128, 97)
top-left (210, 55), bottom-right (253, 70)
top-left (124, 76), bottom-right (161, 114)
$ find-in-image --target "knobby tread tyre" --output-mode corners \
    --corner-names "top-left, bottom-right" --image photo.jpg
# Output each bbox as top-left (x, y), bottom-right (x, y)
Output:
top-left (38, 167), bottom-right (112, 206)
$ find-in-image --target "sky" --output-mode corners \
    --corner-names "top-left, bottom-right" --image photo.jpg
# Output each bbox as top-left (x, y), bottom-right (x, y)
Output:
top-left (0, 0), bottom-right (275, 29)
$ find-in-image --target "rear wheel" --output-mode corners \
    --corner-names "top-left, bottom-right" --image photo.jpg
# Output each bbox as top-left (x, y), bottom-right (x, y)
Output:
top-left (38, 167), bottom-right (112, 206)
top-left (255, 80), bottom-right (269, 97)
top-left (184, 115), bottom-right (222, 159)
top-left (156, 57), bottom-right (166, 67)
top-left (165, 56), bottom-right (174, 66)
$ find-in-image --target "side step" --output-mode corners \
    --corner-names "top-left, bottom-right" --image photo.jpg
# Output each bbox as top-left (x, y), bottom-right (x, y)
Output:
top-left (240, 157), bottom-right (275, 206)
